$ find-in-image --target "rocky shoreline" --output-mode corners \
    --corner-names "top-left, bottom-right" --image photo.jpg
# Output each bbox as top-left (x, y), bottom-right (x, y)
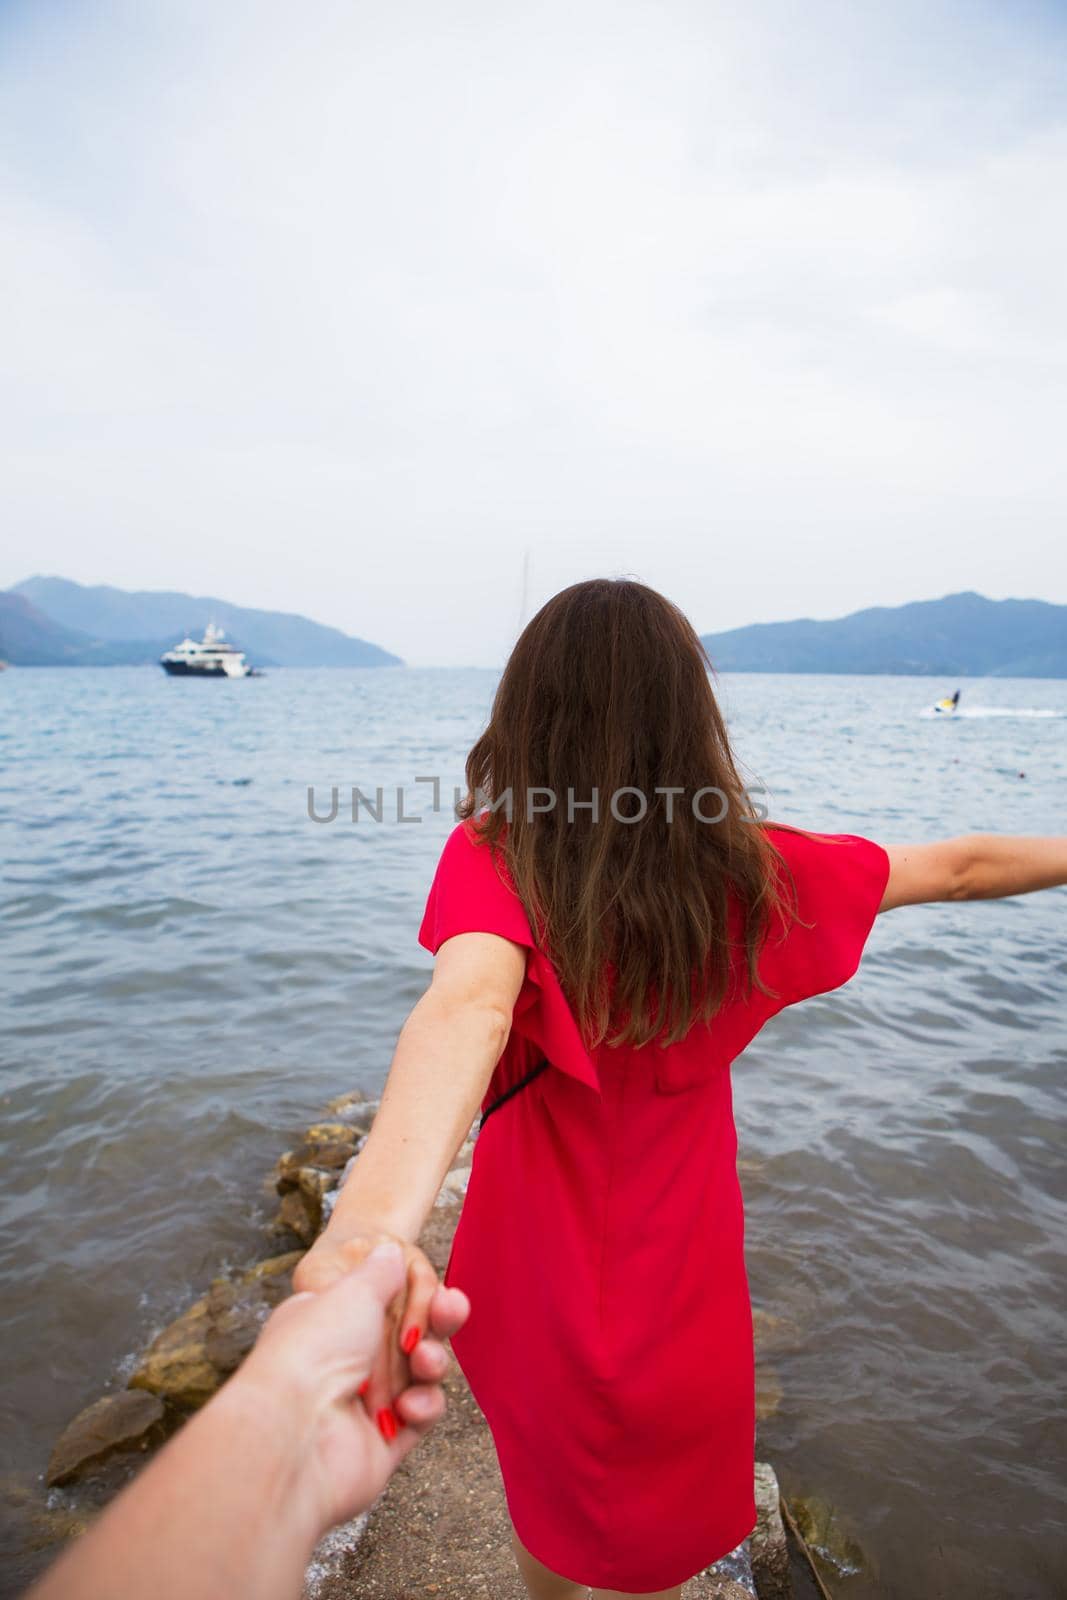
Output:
top-left (23, 1093), bottom-right (859, 1598)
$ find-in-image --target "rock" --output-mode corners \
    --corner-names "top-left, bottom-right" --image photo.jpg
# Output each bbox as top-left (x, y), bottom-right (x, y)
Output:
top-left (23, 1501), bottom-right (93, 1551)
top-left (46, 1391), bottom-right (167, 1487)
top-left (430, 1144), bottom-right (477, 1208)
top-left (274, 1186), bottom-right (319, 1245)
top-left (275, 1130), bottom-right (365, 1194)
top-left (750, 1460), bottom-right (791, 1600)
top-left (298, 1166), bottom-right (337, 1206)
top-left (273, 1154), bottom-right (356, 1239)
top-left (127, 1251), bottom-right (304, 1407)
top-left (204, 1251), bottom-right (306, 1377)
top-left (323, 1088), bottom-right (367, 1114)
top-left (790, 1494), bottom-right (866, 1579)
top-left (434, 1167), bottom-right (470, 1205)
top-left (126, 1291), bottom-right (218, 1409)
top-left (320, 1156), bottom-right (359, 1227)
top-left (1, 1468), bottom-right (95, 1550)
top-left (451, 1137), bottom-right (476, 1169)
top-left (755, 1363), bottom-right (782, 1422)
top-left (303, 1121), bottom-right (365, 1146)
top-left (702, 1536), bottom-right (756, 1595)
top-left (323, 1091), bottom-right (379, 1125)
top-left (752, 1309), bottom-right (799, 1354)
top-left (240, 1250), bottom-right (307, 1282)
top-left (0, 1470), bottom-right (37, 1508)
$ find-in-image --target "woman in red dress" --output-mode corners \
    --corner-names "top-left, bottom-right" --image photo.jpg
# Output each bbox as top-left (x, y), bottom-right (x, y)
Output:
top-left (296, 580), bottom-right (1067, 1598)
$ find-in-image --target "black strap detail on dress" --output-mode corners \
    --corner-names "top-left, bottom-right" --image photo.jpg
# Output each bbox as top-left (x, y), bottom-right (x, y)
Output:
top-left (479, 1057), bottom-right (550, 1128)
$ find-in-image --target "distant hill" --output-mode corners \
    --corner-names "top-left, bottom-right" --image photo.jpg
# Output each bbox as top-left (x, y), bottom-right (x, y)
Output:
top-left (0, 592), bottom-right (172, 667)
top-left (6, 577), bottom-right (402, 667)
top-left (701, 591), bottom-right (1067, 678)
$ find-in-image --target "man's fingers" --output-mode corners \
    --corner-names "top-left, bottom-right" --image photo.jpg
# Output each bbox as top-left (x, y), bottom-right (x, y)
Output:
top-left (406, 1335), bottom-right (449, 1384)
top-left (393, 1382), bottom-right (446, 1436)
top-left (427, 1284), bottom-right (470, 1339)
top-left (353, 1241), bottom-right (407, 1303)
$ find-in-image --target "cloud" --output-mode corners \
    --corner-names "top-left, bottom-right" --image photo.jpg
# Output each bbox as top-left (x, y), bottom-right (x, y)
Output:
top-left (1, 0), bottom-right (1065, 661)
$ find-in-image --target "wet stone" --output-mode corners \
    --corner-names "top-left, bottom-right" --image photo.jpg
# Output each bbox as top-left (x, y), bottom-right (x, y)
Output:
top-left (126, 1292), bottom-right (217, 1409)
top-left (127, 1250), bottom-right (304, 1406)
top-left (274, 1185), bottom-right (319, 1245)
top-left (275, 1135), bottom-right (364, 1192)
top-left (752, 1309), bottom-right (800, 1354)
top-left (790, 1494), bottom-right (867, 1580)
top-left (203, 1251), bottom-right (305, 1377)
top-left (750, 1461), bottom-right (791, 1600)
top-left (298, 1166), bottom-right (337, 1202)
top-left (755, 1363), bottom-right (783, 1421)
top-left (324, 1091), bottom-right (380, 1125)
top-left (46, 1390), bottom-right (167, 1488)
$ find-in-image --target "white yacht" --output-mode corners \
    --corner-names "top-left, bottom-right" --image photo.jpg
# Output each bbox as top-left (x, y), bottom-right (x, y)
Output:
top-left (160, 623), bottom-right (251, 678)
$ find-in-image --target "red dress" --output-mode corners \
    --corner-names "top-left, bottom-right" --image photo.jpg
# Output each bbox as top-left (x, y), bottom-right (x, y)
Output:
top-left (418, 820), bottom-right (890, 1593)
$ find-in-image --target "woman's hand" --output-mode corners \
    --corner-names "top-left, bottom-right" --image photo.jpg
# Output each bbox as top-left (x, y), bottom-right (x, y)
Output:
top-left (292, 1226), bottom-right (442, 1439)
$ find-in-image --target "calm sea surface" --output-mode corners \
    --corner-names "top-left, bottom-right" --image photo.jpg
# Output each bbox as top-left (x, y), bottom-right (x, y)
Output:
top-left (1, 667), bottom-right (1065, 1598)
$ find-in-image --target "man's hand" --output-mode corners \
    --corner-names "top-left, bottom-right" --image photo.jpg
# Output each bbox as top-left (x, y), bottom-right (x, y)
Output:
top-left (23, 1243), bottom-right (471, 1600)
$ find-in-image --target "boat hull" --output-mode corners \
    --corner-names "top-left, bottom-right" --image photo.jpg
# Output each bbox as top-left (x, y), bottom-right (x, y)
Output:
top-left (161, 661), bottom-right (238, 677)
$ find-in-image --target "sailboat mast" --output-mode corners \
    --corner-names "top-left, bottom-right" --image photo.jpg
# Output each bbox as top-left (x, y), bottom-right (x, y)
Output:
top-left (517, 548), bottom-right (531, 636)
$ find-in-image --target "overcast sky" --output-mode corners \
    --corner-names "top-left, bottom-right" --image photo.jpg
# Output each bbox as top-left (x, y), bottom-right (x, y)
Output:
top-left (2, 0), bottom-right (1065, 665)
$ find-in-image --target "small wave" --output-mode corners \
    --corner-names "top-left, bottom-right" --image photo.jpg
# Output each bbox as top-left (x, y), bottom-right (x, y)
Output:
top-left (918, 706), bottom-right (1063, 720)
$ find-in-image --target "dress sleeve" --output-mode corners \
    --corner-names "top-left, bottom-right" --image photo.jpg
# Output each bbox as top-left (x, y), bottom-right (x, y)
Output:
top-left (761, 827), bottom-right (891, 1006)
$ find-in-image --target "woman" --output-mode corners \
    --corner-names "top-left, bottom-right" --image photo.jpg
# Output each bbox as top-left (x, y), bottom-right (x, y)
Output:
top-left (295, 579), bottom-right (1066, 1600)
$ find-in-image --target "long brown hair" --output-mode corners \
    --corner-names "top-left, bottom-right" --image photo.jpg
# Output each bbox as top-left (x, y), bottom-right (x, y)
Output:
top-left (458, 578), bottom-right (799, 1050)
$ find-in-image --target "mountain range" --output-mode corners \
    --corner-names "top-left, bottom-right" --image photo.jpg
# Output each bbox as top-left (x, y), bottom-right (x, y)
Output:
top-left (1, 579), bottom-right (1064, 676)
top-left (700, 591), bottom-right (1067, 678)
top-left (1, 577), bottom-right (401, 667)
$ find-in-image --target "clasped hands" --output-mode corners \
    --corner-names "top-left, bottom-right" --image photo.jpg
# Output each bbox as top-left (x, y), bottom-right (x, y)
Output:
top-left (255, 1227), bottom-right (464, 1529)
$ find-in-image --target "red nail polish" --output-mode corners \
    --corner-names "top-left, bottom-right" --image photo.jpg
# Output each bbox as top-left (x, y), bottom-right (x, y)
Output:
top-left (357, 1379), bottom-right (369, 1397)
top-left (376, 1407), bottom-right (398, 1443)
top-left (401, 1324), bottom-right (421, 1355)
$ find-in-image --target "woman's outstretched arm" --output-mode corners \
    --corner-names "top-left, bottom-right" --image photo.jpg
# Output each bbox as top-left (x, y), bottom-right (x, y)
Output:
top-left (879, 835), bottom-right (1067, 912)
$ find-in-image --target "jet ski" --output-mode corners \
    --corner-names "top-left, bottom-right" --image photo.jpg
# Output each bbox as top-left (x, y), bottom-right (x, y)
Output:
top-left (933, 689), bottom-right (961, 715)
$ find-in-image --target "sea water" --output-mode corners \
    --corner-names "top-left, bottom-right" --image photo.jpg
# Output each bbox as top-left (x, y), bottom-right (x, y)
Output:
top-left (1, 667), bottom-right (1064, 1599)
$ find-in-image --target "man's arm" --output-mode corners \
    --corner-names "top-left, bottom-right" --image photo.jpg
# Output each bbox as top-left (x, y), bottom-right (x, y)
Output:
top-left (879, 835), bottom-right (1067, 912)
top-left (23, 1249), bottom-right (469, 1600)
top-left (24, 1370), bottom-right (325, 1600)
